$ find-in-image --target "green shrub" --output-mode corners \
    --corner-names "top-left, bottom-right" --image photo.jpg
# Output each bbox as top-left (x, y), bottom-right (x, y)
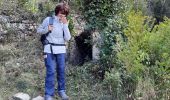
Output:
top-left (80, 0), bottom-right (129, 78)
top-left (116, 11), bottom-right (170, 99)
top-left (103, 68), bottom-right (123, 99)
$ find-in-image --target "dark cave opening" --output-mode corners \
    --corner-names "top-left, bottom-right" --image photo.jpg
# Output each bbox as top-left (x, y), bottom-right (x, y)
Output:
top-left (74, 30), bottom-right (92, 65)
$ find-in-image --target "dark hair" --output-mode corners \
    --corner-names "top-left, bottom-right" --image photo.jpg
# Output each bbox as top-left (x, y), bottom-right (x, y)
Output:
top-left (55, 2), bottom-right (70, 16)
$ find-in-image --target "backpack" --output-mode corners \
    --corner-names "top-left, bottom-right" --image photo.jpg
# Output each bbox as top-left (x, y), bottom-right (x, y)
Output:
top-left (40, 17), bottom-right (54, 46)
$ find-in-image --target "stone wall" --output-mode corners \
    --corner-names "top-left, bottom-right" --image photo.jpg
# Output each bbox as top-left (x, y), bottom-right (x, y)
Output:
top-left (0, 15), bottom-right (38, 42)
top-left (92, 31), bottom-right (100, 61)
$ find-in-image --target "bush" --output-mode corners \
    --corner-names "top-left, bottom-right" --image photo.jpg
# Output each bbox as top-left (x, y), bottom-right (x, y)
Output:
top-left (103, 68), bottom-right (123, 99)
top-left (115, 11), bottom-right (170, 99)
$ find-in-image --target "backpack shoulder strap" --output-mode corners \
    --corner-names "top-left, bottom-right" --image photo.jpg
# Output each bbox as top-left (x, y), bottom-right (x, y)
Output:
top-left (48, 16), bottom-right (54, 33)
top-left (49, 16), bottom-right (54, 26)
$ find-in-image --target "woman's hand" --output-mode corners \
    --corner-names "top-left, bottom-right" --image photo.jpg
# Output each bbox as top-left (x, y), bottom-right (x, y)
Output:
top-left (48, 25), bottom-right (53, 32)
top-left (61, 16), bottom-right (68, 24)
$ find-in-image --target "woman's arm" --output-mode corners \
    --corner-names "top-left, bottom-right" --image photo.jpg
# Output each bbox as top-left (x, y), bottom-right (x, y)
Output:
top-left (63, 24), bottom-right (71, 41)
top-left (37, 17), bottom-right (49, 34)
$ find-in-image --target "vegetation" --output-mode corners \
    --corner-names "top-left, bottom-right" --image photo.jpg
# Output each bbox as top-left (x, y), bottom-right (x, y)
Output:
top-left (80, 0), bottom-right (170, 99)
top-left (115, 11), bottom-right (170, 99)
top-left (0, 0), bottom-right (170, 99)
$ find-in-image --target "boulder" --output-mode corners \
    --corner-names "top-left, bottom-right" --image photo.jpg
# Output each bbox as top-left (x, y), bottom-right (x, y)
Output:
top-left (32, 96), bottom-right (44, 100)
top-left (12, 92), bottom-right (30, 100)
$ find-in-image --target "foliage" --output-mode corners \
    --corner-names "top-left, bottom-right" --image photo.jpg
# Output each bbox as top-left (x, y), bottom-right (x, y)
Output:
top-left (114, 11), bottom-right (170, 99)
top-left (118, 11), bottom-right (149, 75)
top-left (67, 15), bottom-right (76, 37)
top-left (80, 0), bottom-right (170, 99)
top-left (0, 31), bottom-right (112, 99)
top-left (0, 0), bottom-right (102, 99)
top-left (82, 0), bottom-right (127, 30)
top-left (0, 0), bottom-right (170, 99)
top-left (0, 33), bottom-right (45, 99)
top-left (80, 0), bottom-right (129, 73)
top-left (66, 62), bottom-right (113, 99)
top-left (103, 68), bottom-right (123, 99)
top-left (150, 0), bottom-right (167, 23)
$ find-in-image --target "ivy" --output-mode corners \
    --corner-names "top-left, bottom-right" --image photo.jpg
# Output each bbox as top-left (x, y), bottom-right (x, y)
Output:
top-left (80, 0), bottom-right (129, 71)
top-left (82, 0), bottom-right (127, 30)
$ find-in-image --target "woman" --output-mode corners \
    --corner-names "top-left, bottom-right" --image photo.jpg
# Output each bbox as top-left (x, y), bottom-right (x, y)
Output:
top-left (37, 2), bottom-right (71, 100)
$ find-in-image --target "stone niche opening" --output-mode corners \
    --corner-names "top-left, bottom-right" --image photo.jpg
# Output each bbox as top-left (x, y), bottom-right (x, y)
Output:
top-left (69, 30), bottom-right (92, 65)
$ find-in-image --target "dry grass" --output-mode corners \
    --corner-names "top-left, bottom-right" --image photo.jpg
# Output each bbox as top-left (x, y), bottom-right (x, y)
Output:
top-left (0, 33), bottom-right (112, 100)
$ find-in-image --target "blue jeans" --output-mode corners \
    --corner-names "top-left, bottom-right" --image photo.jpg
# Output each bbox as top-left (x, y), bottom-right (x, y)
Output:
top-left (44, 53), bottom-right (66, 96)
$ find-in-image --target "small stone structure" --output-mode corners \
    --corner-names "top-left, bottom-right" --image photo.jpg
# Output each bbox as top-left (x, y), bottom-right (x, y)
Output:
top-left (92, 31), bottom-right (101, 60)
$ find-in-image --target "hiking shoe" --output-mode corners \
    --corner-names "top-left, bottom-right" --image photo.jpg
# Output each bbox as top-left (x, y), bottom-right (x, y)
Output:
top-left (58, 91), bottom-right (69, 100)
top-left (44, 95), bottom-right (53, 100)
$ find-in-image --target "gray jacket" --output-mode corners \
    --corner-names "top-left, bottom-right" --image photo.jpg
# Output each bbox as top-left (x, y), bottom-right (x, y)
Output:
top-left (37, 16), bottom-right (71, 54)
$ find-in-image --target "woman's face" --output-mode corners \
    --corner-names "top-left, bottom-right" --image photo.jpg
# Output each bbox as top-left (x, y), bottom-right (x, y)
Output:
top-left (57, 12), bottom-right (66, 21)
